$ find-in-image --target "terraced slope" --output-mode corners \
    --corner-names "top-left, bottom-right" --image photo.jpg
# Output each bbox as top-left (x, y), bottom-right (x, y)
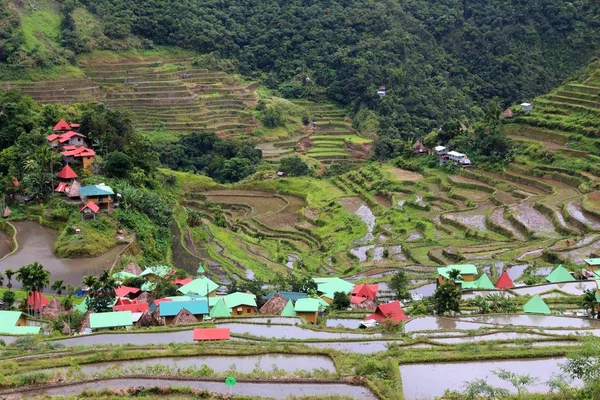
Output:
top-left (1, 56), bottom-right (259, 137)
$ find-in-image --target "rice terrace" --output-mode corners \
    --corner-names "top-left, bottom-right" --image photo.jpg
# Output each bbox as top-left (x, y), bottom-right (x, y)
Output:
top-left (3, 0), bottom-right (600, 399)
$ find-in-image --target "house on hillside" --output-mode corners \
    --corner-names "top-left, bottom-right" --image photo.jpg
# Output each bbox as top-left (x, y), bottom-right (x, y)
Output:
top-left (437, 264), bottom-right (478, 285)
top-left (80, 201), bottom-right (99, 220)
top-left (447, 151), bottom-right (472, 167)
top-left (89, 311), bottom-right (133, 331)
top-left (79, 184), bottom-right (115, 210)
top-left (223, 292), bottom-right (257, 316)
top-left (61, 146), bottom-right (96, 170)
top-left (413, 140), bottom-right (427, 155)
top-left (365, 301), bottom-right (407, 323)
top-left (55, 164), bottom-right (78, 194)
top-left (0, 311), bottom-right (40, 335)
top-left (315, 277), bottom-right (354, 304)
top-left (502, 109), bottom-right (514, 119)
top-left (159, 300), bottom-right (209, 325)
top-left (178, 276), bottom-right (219, 297)
top-left (521, 103), bottom-right (533, 112)
top-left (294, 298), bottom-right (322, 324)
top-left (546, 265), bottom-right (575, 283)
top-left (351, 284), bottom-right (378, 304)
top-left (584, 258), bottom-right (600, 272)
top-left (377, 86), bottom-right (386, 97)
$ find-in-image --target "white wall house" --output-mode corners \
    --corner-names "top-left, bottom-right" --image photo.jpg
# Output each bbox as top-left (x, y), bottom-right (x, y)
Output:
top-left (434, 146), bottom-right (448, 156)
top-left (520, 103), bottom-right (533, 112)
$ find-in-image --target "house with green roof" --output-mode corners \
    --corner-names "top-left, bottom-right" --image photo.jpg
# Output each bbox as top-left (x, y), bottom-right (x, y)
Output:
top-left (223, 292), bottom-right (257, 316)
top-left (294, 298), bottom-right (322, 324)
top-left (315, 277), bottom-right (354, 304)
top-left (0, 311), bottom-right (40, 335)
top-left (584, 258), bottom-right (600, 271)
top-left (89, 311), bottom-right (133, 330)
top-left (264, 292), bottom-right (307, 302)
top-left (112, 271), bottom-right (138, 281)
top-left (178, 276), bottom-right (219, 297)
top-left (546, 265), bottom-right (575, 283)
top-left (461, 274), bottom-right (495, 290)
top-left (523, 295), bottom-right (551, 315)
top-left (281, 301), bottom-right (297, 317)
top-left (437, 264), bottom-right (478, 285)
top-left (209, 298), bottom-right (231, 318)
top-left (140, 265), bottom-right (174, 282)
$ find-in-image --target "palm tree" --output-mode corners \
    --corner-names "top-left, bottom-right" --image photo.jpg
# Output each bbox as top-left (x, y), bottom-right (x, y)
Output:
top-left (448, 269), bottom-right (462, 282)
top-left (82, 275), bottom-right (97, 290)
top-left (5, 269), bottom-right (14, 289)
top-left (28, 262), bottom-right (50, 317)
top-left (473, 295), bottom-right (490, 314)
top-left (51, 280), bottom-right (66, 296)
top-left (581, 289), bottom-right (598, 318)
top-left (16, 264), bottom-right (33, 315)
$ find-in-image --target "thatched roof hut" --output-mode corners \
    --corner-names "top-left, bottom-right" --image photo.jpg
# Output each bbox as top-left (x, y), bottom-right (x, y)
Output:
top-left (61, 321), bottom-right (71, 335)
top-left (135, 311), bottom-right (159, 327)
top-left (259, 292), bottom-right (288, 315)
top-left (351, 299), bottom-right (377, 310)
top-left (41, 297), bottom-right (62, 320)
top-left (502, 108), bottom-right (514, 119)
top-left (124, 262), bottom-right (143, 276)
top-left (80, 311), bottom-right (91, 331)
top-left (413, 140), bottom-right (427, 154)
top-left (67, 180), bottom-right (81, 198)
top-left (136, 291), bottom-right (153, 305)
top-left (171, 308), bottom-right (199, 326)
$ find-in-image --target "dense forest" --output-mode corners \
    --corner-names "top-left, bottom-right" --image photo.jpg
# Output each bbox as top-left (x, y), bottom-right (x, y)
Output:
top-left (2, 0), bottom-right (600, 142)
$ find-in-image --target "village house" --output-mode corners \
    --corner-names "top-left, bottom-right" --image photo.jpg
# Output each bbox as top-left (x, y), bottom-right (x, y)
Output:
top-left (54, 164), bottom-right (78, 194)
top-left (413, 140), bottom-right (427, 155)
top-left (377, 85), bottom-right (386, 97)
top-left (495, 271), bottom-right (514, 289)
top-left (89, 311), bottom-right (133, 331)
top-left (315, 277), bottom-right (354, 304)
top-left (80, 201), bottom-right (99, 220)
top-left (264, 291), bottom-right (307, 302)
top-left (140, 265), bottom-right (175, 282)
top-left (159, 299), bottom-right (209, 325)
top-left (293, 298), bottom-right (322, 324)
top-left (222, 292), bottom-right (257, 316)
top-left (0, 311), bottom-right (41, 335)
top-left (209, 298), bottom-right (232, 318)
top-left (61, 146), bottom-right (96, 170)
top-left (521, 102), bottom-right (533, 112)
top-left (584, 258), bottom-right (600, 272)
top-left (447, 150), bottom-right (472, 167)
top-left (523, 295), bottom-right (550, 315)
top-left (351, 284), bottom-right (379, 304)
top-left (79, 183), bottom-right (115, 211)
top-left (47, 120), bottom-right (83, 148)
top-left (546, 265), bottom-right (575, 283)
top-left (113, 299), bottom-right (149, 313)
top-left (365, 301), bottom-right (408, 323)
top-left (437, 264), bottom-right (478, 285)
top-left (178, 276), bottom-right (219, 297)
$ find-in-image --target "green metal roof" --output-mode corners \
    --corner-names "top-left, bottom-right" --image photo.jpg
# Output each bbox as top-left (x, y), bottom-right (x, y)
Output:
top-left (209, 298), bottom-right (231, 318)
top-left (74, 298), bottom-right (88, 313)
top-left (112, 271), bottom-right (138, 280)
top-left (523, 295), bottom-right (551, 315)
top-left (79, 183), bottom-right (114, 197)
top-left (140, 265), bottom-right (172, 278)
top-left (264, 292), bottom-right (307, 301)
top-left (546, 265), bottom-right (575, 283)
top-left (178, 277), bottom-right (219, 296)
top-left (584, 258), bottom-right (600, 266)
top-left (208, 296), bottom-right (221, 307)
top-left (280, 300), bottom-right (297, 317)
top-left (294, 298), bottom-right (321, 312)
top-left (0, 311), bottom-right (24, 328)
top-left (197, 264), bottom-right (205, 274)
top-left (316, 277), bottom-right (354, 298)
top-left (141, 281), bottom-right (156, 292)
top-left (89, 311), bottom-right (133, 329)
top-left (437, 264), bottom-right (478, 280)
top-left (462, 274), bottom-right (495, 290)
top-left (224, 292), bottom-right (257, 308)
top-left (0, 326), bottom-right (41, 335)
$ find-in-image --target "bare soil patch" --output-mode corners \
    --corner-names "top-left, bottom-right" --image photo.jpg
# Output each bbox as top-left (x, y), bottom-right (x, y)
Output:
top-left (373, 194), bottom-right (392, 207)
top-left (387, 168), bottom-right (424, 182)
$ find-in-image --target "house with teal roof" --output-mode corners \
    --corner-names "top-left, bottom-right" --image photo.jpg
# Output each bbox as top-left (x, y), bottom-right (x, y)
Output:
top-left (159, 299), bottom-right (209, 325)
top-left (294, 298), bottom-right (322, 324)
top-left (523, 295), bottom-right (551, 315)
top-left (546, 265), bottom-right (575, 283)
top-left (0, 311), bottom-right (41, 335)
top-left (264, 291), bottom-right (307, 302)
top-left (281, 301), bottom-right (297, 317)
top-left (178, 276), bottom-right (219, 297)
top-left (209, 298), bottom-right (231, 318)
top-left (315, 277), bottom-right (354, 304)
top-left (584, 258), bottom-right (600, 271)
top-left (140, 265), bottom-right (174, 281)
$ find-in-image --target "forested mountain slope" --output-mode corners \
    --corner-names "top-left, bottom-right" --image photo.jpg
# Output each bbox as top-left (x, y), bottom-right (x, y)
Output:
top-left (2, 0), bottom-right (600, 140)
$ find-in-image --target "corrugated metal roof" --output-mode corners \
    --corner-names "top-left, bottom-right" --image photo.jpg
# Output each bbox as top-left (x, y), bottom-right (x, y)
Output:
top-left (264, 292), bottom-right (307, 301)
top-left (193, 328), bottom-right (230, 341)
top-left (80, 184), bottom-right (114, 197)
top-left (546, 265), bottom-right (575, 283)
top-left (294, 298), bottom-right (321, 312)
top-left (89, 311), bottom-right (133, 329)
top-left (178, 277), bottom-right (219, 296)
top-left (159, 300), bottom-right (209, 317)
top-left (523, 295), bottom-right (551, 315)
top-left (224, 292), bottom-right (257, 308)
top-left (209, 298), bottom-right (231, 318)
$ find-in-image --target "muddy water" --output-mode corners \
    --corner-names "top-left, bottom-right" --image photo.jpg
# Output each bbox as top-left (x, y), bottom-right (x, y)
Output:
top-left (350, 245), bottom-right (373, 262)
top-left (512, 203), bottom-right (559, 238)
top-left (218, 323), bottom-right (381, 339)
top-left (507, 264), bottom-right (528, 280)
top-left (491, 208), bottom-right (525, 240)
top-left (65, 355), bottom-right (336, 375)
top-left (404, 317), bottom-right (489, 333)
top-left (0, 221), bottom-right (126, 289)
top-left (462, 315), bottom-right (600, 328)
top-left (409, 283), bottom-right (436, 298)
top-left (325, 319), bottom-right (362, 329)
top-left (340, 197), bottom-right (376, 244)
top-left (8, 378), bottom-right (377, 399)
top-left (567, 201), bottom-right (600, 229)
top-left (0, 230), bottom-right (11, 259)
top-left (512, 281), bottom-right (596, 296)
top-left (400, 358), bottom-right (580, 399)
top-left (373, 194), bottom-right (392, 207)
top-left (308, 340), bottom-right (401, 353)
top-left (430, 332), bottom-right (549, 344)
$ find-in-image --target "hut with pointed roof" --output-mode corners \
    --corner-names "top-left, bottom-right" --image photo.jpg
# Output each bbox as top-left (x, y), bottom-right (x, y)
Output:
top-left (124, 262), bottom-right (143, 276)
top-left (365, 301), bottom-right (407, 323)
top-left (135, 311), bottom-right (159, 327)
top-left (413, 140), bottom-right (427, 155)
top-left (259, 292), bottom-right (288, 315)
top-left (496, 271), bottom-right (514, 289)
top-left (280, 301), bottom-right (297, 317)
top-left (209, 298), bottom-right (231, 318)
top-left (546, 265), bottom-right (575, 283)
top-left (523, 295), bottom-right (551, 315)
top-left (171, 309), bottom-right (200, 326)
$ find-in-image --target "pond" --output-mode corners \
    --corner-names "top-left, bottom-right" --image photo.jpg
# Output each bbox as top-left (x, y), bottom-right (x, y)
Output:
top-left (0, 221), bottom-right (126, 289)
top-left (400, 357), bottom-right (580, 399)
top-left (59, 354), bottom-right (336, 375)
top-left (7, 378), bottom-right (378, 399)
top-left (461, 315), bottom-right (600, 329)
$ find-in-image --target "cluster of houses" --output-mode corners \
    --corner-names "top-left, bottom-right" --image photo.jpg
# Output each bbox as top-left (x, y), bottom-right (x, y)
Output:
top-left (44, 120), bottom-right (116, 220)
top-left (434, 145), bottom-right (472, 167)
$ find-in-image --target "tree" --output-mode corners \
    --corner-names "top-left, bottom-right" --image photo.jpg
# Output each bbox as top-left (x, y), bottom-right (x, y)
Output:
top-left (51, 279), bottom-right (66, 296)
top-left (331, 291), bottom-right (350, 310)
top-left (2, 290), bottom-right (15, 310)
top-left (84, 270), bottom-right (116, 313)
top-left (433, 283), bottom-right (461, 315)
top-left (279, 156), bottom-right (310, 177)
top-left (447, 269), bottom-right (462, 282)
top-left (103, 151), bottom-right (134, 178)
top-left (16, 261), bottom-right (50, 316)
top-left (5, 268), bottom-right (13, 289)
top-left (460, 378), bottom-right (509, 400)
top-left (493, 369), bottom-right (538, 396)
top-left (389, 271), bottom-right (410, 301)
top-left (581, 289), bottom-right (598, 319)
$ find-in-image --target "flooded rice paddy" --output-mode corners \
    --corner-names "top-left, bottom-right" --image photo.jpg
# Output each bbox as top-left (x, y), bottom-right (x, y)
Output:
top-left (462, 315), bottom-right (600, 328)
top-left (404, 317), bottom-right (490, 333)
top-left (0, 221), bottom-right (126, 289)
top-left (325, 319), bottom-right (362, 329)
top-left (217, 323), bottom-right (381, 339)
top-left (340, 197), bottom-right (376, 244)
top-left (400, 358), bottom-right (580, 399)
top-left (511, 281), bottom-right (596, 296)
top-left (7, 378), bottom-right (377, 399)
top-left (511, 203), bottom-right (559, 238)
top-left (409, 283), bottom-right (436, 298)
top-left (567, 201), bottom-right (600, 230)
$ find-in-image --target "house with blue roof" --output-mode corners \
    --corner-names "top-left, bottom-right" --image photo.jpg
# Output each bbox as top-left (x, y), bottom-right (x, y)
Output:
top-left (159, 299), bottom-right (209, 325)
top-left (79, 183), bottom-right (115, 210)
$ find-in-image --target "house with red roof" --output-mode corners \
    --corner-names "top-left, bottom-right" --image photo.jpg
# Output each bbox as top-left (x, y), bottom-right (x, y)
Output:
top-left (113, 299), bottom-right (149, 313)
top-left (115, 286), bottom-right (141, 298)
top-left (61, 146), bottom-right (95, 170)
top-left (27, 291), bottom-right (50, 311)
top-left (80, 201), bottom-right (100, 220)
top-left (351, 284), bottom-right (378, 304)
top-left (53, 119), bottom-right (73, 132)
top-left (495, 271), bottom-right (514, 289)
top-left (193, 327), bottom-right (230, 341)
top-left (365, 301), bottom-right (407, 323)
top-left (48, 120), bottom-right (86, 148)
top-left (55, 164), bottom-right (79, 194)
top-left (173, 277), bottom-right (193, 286)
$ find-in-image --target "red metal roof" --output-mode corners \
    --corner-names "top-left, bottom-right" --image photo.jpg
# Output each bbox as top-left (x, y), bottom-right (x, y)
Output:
top-left (114, 286), bottom-right (141, 297)
top-left (58, 131), bottom-right (86, 143)
top-left (69, 123), bottom-right (80, 129)
top-left (113, 302), bottom-right (149, 312)
top-left (12, 178), bottom-right (19, 186)
top-left (351, 296), bottom-right (366, 304)
top-left (495, 271), bottom-right (514, 289)
top-left (351, 284), bottom-right (379, 300)
top-left (46, 134), bottom-right (60, 141)
top-left (193, 328), bottom-right (231, 341)
top-left (57, 164), bottom-right (78, 179)
top-left (61, 147), bottom-right (95, 158)
top-left (27, 291), bottom-right (50, 310)
top-left (173, 277), bottom-right (193, 286)
top-left (80, 201), bottom-right (100, 214)
top-left (53, 119), bottom-right (71, 132)
top-left (365, 301), bottom-right (407, 323)
top-left (55, 182), bottom-right (69, 193)
top-left (114, 298), bottom-right (133, 306)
